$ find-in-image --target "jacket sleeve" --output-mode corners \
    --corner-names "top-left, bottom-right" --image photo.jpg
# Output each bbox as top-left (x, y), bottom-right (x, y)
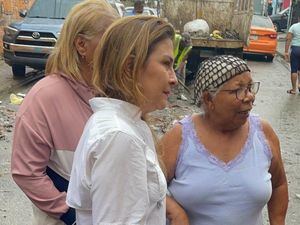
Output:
top-left (90, 131), bottom-right (149, 225)
top-left (11, 115), bottom-right (69, 219)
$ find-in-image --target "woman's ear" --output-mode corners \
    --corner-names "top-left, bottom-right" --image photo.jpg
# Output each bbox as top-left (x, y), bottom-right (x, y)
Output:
top-left (74, 35), bottom-right (88, 59)
top-left (202, 91), bottom-right (215, 110)
top-left (124, 55), bottom-right (135, 75)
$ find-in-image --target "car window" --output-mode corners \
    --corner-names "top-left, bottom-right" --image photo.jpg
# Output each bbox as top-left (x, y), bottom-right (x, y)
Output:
top-left (28, 0), bottom-right (81, 19)
top-left (252, 15), bottom-right (274, 28)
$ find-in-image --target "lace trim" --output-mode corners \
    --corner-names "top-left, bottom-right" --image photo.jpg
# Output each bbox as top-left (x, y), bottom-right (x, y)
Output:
top-left (251, 114), bottom-right (273, 160)
top-left (186, 115), bottom-right (255, 170)
top-left (176, 116), bottom-right (191, 169)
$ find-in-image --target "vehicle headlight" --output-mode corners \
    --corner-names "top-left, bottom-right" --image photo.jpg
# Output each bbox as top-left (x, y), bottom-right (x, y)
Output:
top-left (4, 26), bottom-right (19, 37)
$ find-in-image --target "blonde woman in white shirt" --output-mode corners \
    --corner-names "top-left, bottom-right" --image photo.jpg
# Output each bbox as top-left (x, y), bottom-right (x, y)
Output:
top-left (67, 16), bottom-right (177, 225)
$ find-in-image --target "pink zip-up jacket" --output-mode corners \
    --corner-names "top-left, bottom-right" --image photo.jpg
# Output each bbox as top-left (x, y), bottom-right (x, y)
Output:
top-left (11, 72), bottom-right (93, 220)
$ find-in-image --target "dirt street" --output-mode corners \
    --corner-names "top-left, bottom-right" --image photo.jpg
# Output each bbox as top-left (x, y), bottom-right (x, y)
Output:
top-left (0, 56), bottom-right (299, 225)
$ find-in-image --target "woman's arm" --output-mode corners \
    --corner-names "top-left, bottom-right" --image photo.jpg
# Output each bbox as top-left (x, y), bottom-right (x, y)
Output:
top-left (90, 132), bottom-right (150, 224)
top-left (160, 123), bottom-right (189, 225)
top-left (160, 123), bottom-right (182, 181)
top-left (166, 196), bottom-right (189, 225)
top-left (285, 32), bottom-right (292, 61)
top-left (261, 120), bottom-right (288, 225)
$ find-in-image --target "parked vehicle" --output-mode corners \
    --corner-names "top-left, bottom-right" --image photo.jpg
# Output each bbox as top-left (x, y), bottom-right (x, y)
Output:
top-left (162, 0), bottom-right (253, 78)
top-left (243, 15), bottom-right (277, 62)
top-left (124, 6), bottom-right (157, 16)
top-left (270, 7), bottom-right (289, 32)
top-left (2, 0), bottom-right (124, 77)
top-left (108, 0), bottom-right (126, 17)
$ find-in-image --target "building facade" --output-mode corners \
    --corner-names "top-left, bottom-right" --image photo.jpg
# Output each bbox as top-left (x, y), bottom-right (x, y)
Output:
top-left (0, 0), bottom-right (35, 54)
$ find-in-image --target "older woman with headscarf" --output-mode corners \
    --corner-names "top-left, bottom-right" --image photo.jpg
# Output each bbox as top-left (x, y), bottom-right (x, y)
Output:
top-left (162, 55), bottom-right (288, 225)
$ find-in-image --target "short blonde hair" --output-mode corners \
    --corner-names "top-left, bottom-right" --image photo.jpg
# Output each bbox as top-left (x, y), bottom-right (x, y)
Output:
top-left (92, 16), bottom-right (175, 106)
top-left (45, 0), bottom-right (119, 81)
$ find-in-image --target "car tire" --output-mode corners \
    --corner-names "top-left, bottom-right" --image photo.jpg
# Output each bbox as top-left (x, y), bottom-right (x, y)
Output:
top-left (12, 65), bottom-right (26, 77)
top-left (274, 23), bottom-right (280, 32)
top-left (266, 55), bottom-right (274, 62)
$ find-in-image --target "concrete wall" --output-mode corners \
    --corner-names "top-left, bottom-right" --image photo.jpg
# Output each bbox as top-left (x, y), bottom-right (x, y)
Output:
top-left (0, 0), bottom-right (35, 55)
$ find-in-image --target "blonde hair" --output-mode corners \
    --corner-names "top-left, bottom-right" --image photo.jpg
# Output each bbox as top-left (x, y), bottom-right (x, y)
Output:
top-left (45, 0), bottom-right (119, 82)
top-left (92, 16), bottom-right (175, 174)
top-left (92, 16), bottom-right (175, 107)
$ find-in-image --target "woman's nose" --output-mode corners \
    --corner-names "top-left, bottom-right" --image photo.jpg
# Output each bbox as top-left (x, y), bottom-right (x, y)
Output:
top-left (169, 68), bottom-right (178, 86)
top-left (243, 89), bottom-right (255, 103)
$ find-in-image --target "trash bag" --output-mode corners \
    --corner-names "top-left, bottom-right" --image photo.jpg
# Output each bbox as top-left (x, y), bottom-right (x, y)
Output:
top-left (10, 93), bottom-right (23, 105)
top-left (183, 19), bottom-right (210, 38)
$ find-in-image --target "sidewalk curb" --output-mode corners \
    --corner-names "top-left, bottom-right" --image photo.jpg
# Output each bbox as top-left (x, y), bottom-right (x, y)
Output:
top-left (276, 51), bottom-right (291, 71)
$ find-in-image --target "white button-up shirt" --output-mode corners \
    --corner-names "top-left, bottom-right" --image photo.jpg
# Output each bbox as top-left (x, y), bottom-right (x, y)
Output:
top-left (67, 98), bottom-right (167, 225)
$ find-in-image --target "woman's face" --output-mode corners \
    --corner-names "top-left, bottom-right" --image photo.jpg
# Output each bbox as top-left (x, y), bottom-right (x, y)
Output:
top-left (208, 71), bottom-right (255, 129)
top-left (139, 38), bottom-right (178, 114)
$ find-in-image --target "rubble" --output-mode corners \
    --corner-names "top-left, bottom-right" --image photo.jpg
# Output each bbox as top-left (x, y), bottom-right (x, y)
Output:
top-left (0, 105), bottom-right (17, 141)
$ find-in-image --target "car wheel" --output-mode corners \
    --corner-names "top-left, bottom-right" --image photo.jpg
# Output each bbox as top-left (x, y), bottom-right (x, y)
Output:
top-left (12, 65), bottom-right (26, 77)
top-left (274, 23), bottom-right (280, 32)
top-left (266, 55), bottom-right (274, 62)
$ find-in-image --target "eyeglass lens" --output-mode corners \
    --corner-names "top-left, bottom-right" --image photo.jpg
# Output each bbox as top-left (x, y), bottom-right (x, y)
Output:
top-left (237, 82), bottom-right (260, 100)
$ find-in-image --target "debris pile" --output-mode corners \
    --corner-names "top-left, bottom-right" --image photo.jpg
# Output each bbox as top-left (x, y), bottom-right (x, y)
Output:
top-left (210, 29), bottom-right (240, 40)
top-left (183, 19), bottom-right (210, 38)
top-left (0, 105), bottom-right (16, 141)
top-left (183, 19), bottom-right (240, 41)
top-left (148, 93), bottom-right (198, 136)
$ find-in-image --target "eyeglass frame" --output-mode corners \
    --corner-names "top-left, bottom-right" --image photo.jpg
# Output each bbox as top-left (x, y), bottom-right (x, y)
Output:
top-left (208, 81), bottom-right (260, 101)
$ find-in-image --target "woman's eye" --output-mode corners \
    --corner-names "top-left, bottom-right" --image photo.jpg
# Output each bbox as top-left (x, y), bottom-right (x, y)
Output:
top-left (229, 89), bottom-right (238, 94)
top-left (163, 61), bottom-right (171, 66)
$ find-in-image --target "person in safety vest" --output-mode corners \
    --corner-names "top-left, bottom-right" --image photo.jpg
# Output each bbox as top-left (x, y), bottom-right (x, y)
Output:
top-left (173, 32), bottom-right (192, 99)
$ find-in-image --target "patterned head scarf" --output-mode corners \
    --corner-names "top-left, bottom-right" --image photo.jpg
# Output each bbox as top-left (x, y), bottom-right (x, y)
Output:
top-left (194, 55), bottom-right (250, 106)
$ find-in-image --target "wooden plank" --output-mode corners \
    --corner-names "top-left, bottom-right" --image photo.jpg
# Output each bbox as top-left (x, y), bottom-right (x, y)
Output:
top-left (191, 38), bottom-right (244, 48)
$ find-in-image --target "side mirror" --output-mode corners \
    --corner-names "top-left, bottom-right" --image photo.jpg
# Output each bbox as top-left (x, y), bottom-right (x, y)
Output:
top-left (19, 10), bottom-right (27, 18)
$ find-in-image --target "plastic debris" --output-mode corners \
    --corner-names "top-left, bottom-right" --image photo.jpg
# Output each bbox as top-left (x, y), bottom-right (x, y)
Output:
top-left (180, 94), bottom-right (188, 101)
top-left (210, 30), bottom-right (223, 39)
top-left (17, 93), bottom-right (26, 98)
top-left (209, 29), bottom-right (240, 40)
top-left (10, 93), bottom-right (23, 105)
top-left (223, 29), bottom-right (240, 39)
top-left (184, 19), bottom-right (210, 38)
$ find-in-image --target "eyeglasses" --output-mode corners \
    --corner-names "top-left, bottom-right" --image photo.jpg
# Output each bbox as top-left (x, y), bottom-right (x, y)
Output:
top-left (212, 81), bottom-right (260, 100)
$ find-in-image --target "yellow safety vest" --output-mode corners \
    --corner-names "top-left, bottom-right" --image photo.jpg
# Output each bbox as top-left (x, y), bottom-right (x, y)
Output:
top-left (173, 34), bottom-right (192, 70)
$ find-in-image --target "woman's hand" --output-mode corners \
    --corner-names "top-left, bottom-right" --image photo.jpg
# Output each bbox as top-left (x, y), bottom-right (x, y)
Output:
top-left (284, 52), bottom-right (289, 62)
top-left (166, 196), bottom-right (189, 225)
top-left (169, 210), bottom-right (189, 225)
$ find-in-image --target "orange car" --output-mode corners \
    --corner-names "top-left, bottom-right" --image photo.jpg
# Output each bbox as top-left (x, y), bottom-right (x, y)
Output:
top-left (243, 15), bottom-right (277, 62)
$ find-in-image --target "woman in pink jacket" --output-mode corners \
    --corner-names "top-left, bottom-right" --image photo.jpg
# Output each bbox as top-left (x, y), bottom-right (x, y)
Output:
top-left (11, 1), bottom-right (119, 224)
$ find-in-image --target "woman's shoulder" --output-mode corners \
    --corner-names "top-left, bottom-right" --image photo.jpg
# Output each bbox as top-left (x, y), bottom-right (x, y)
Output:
top-left (257, 117), bottom-right (279, 156)
top-left (25, 73), bottom-right (67, 99)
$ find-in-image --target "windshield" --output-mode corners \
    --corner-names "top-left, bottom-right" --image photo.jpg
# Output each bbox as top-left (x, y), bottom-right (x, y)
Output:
top-left (252, 15), bottom-right (274, 28)
top-left (28, 0), bottom-right (81, 19)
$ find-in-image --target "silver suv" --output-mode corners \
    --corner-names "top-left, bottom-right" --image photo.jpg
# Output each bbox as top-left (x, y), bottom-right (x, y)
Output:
top-left (3, 0), bottom-right (124, 77)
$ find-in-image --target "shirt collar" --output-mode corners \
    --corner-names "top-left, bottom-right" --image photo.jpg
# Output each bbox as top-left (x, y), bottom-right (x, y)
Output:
top-left (89, 97), bottom-right (142, 122)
